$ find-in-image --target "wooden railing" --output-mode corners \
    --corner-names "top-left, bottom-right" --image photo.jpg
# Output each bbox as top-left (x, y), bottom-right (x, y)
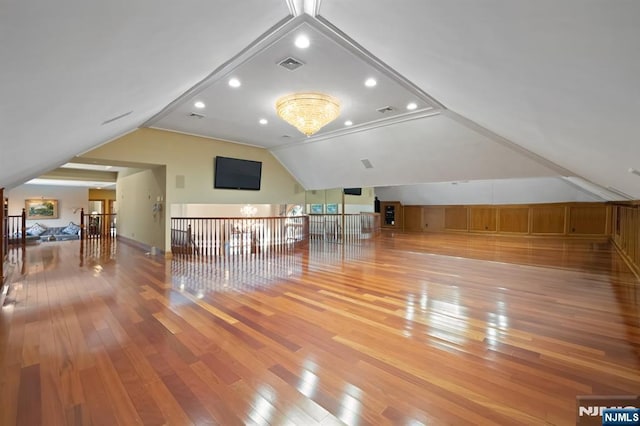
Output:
top-left (611, 202), bottom-right (640, 278)
top-left (1, 200), bottom-right (27, 296)
top-left (80, 209), bottom-right (117, 240)
top-left (6, 209), bottom-right (26, 246)
top-left (1, 191), bottom-right (6, 286)
top-left (309, 213), bottom-right (381, 242)
top-left (171, 216), bottom-right (309, 258)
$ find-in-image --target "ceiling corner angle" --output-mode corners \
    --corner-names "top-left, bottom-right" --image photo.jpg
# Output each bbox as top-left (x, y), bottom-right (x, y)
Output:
top-left (286, 0), bottom-right (322, 17)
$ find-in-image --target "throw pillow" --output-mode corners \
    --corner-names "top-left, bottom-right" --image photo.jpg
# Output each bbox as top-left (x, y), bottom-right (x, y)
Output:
top-left (62, 221), bottom-right (81, 235)
top-left (26, 222), bottom-right (47, 236)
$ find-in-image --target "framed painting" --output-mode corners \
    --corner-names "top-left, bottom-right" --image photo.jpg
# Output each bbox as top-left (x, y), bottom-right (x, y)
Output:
top-left (310, 204), bottom-right (323, 214)
top-left (26, 199), bottom-right (59, 219)
top-left (326, 203), bottom-right (338, 214)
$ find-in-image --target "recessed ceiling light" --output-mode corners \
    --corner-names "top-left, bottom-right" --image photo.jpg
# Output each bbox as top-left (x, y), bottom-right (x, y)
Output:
top-left (365, 78), bottom-right (377, 87)
top-left (194, 101), bottom-right (205, 109)
top-left (259, 118), bottom-right (268, 125)
top-left (295, 35), bottom-right (310, 49)
top-left (406, 102), bottom-right (417, 110)
top-left (228, 78), bottom-right (241, 88)
top-left (344, 120), bottom-right (353, 126)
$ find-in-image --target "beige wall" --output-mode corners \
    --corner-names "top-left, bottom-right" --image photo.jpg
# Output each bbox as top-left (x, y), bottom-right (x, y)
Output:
top-left (116, 167), bottom-right (166, 251)
top-left (345, 187), bottom-right (375, 213)
top-left (305, 187), bottom-right (375, 214)
top-left (83, 128), bottom-right (305, 204)
top-left (82, 128), bottom-right (305, 251)
top-left (89, 188), bottom-right (116, 202)
top-left (7, 184), bottom-right (87, 228)
top-left (171, 204), bottom-right (284, 218)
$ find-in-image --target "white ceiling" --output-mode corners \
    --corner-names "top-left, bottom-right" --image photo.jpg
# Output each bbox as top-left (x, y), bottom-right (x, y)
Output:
top-left (2, 0), bottom-right (639, 198)
top-left (24, 163), bottom-right (127, 189)
top-left (0, 0), bottom-right (287, 190)
top-left (149, 16), bottom-right (441, 147)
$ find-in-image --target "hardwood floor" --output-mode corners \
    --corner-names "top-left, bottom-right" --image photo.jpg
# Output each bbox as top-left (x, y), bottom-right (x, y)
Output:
top-left (0, 233), bottom-right (638, 425)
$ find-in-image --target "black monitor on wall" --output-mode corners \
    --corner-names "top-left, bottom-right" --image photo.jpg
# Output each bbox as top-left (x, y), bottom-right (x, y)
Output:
top-left (214, 156), bottom-right (262, 190)
top-left (343, 188), bottom-right (362, 196)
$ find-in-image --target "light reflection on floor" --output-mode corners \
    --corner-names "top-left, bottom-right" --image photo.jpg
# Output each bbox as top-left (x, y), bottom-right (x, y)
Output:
top-left (171, 249), bottom-right (304, 296)
top-left (170, 241), bottom-right (371, 297)
top-left (79, 237), bottom-right (118, 266)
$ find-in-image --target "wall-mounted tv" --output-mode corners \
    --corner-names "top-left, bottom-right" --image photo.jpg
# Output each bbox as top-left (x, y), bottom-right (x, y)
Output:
top-left (343, 187), bottom-right (362, 196)
top-left (214, 156), bottom-right (262, 190)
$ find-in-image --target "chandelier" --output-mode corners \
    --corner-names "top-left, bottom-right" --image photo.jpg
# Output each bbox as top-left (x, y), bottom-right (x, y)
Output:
top-left (275, 92), bottom-right (341, 136)
top-left (240, 204), bottom-right (257, 217)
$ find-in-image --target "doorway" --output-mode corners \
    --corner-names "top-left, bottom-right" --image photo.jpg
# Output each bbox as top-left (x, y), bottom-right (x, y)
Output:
top-left (88, 200), bottom-right (104, 215)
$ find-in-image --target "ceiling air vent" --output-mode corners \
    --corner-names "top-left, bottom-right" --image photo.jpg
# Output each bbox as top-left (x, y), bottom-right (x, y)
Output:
top-left (188, 112), bottom-right (205, 119)
top-left (361, 158), bottom-right (374, 169)
top-left (376, 106), bottom-right (393, 113)
top-left (278, 57), bottom-right (304, 71)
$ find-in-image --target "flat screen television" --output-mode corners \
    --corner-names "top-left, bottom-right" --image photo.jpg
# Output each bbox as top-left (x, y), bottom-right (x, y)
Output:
top-left (343, 187), bottom-right (362, 196)
top-left (214, 156), bottom-right (262, 190)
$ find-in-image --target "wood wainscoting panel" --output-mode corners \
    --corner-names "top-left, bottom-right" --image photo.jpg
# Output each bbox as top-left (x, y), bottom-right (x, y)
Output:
top-left (469, 207), bottom-right (497, 232)
top-left (423, 207), bottom-right (445, 232)
top-left (444, 206), bottom-right (468, 231)
top-left (498, 207), bottom-right (530, 233)
top-left (1, 188), bottom-right (5, 287)
top-left (531, 205), bottom-right (566, 235)
top-left (403, 206), bottom-right (424, 232)
top-left (633, 207), bottom-right (638, 265)
top-left (611, 203), bottom-right (640, 277)
top-left (568, 204), bottom-right (609, 235)
top-left (631, 207), bottom-right (640, 267)
top-left (402, 202), bottom-right (612, 238)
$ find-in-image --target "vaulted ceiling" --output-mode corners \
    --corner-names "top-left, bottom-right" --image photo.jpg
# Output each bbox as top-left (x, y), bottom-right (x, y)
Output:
top-left (2, 1), bottom-right (639, 198)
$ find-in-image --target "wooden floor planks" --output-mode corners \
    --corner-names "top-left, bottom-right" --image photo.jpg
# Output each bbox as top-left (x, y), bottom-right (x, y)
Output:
top-left (0, 233), bottom-right (639, 425)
